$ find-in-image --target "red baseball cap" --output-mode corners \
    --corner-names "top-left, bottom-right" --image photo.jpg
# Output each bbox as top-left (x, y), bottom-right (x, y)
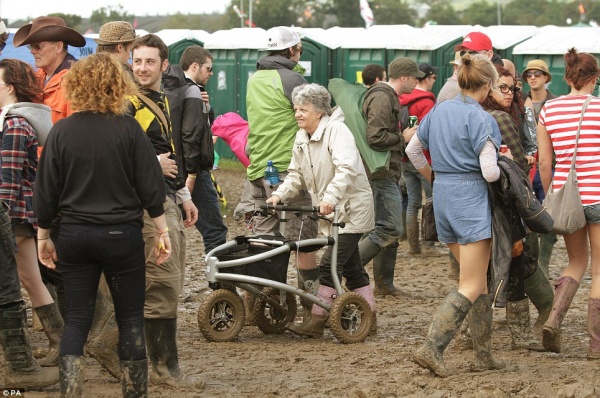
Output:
top-left (455, 32), bottom-right (493, 52)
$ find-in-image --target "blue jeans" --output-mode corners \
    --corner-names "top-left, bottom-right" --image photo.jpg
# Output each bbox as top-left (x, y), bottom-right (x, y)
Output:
top-left (192, 170), bottom-right (228, 253)
top-left (403, 161), bottom-right (432, 216)
top-left (365, 179), bottom-right (404, 249)
top-left (57, 223), bottom-right (146, 360)
top-left (0, 201), bottom-right (20, 306)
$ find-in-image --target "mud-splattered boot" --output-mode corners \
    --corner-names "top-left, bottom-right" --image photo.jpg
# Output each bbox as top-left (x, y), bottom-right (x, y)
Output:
top-left (542, 276), bottom-right (579, 353)
top-left (297, 268), bottom-right (320, 321)
top-left (524, 267), bottom-right (554, 330)
top-left (587, 298), bottom-right (600, 360)
top-left (121, 359), bottom-right (148, 398)
top-left (287, 285), bottom-right (336, 338)
top-left (469, 294), bottom-right (506, 372)
top-left (358, 238), bottom-right (381, 267)
top-left (0, 302), bottom-right (59, 390)
top-left (353, 285), bottom-right (377, 335)
top-left (413, 291), bottom-right (472, 378)
top-left (538, 233), bottom-right (557, 279)
top-left (506, 299), bottom-right (544, 351)
top-left (34, 302), bottom-right (63, 367)
top-left (59, 356), bottom-right (84, 398)
top-left (406, 213), bottom-right (421, 255)
top-left (372, 246), bottom-right (403, 296)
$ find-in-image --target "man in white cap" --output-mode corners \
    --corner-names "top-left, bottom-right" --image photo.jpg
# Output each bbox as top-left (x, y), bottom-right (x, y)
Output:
top-left (245, 26), bottom-right (318, 317)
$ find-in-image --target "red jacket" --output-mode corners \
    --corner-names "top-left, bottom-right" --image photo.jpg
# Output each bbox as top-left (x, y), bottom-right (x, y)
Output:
top-left (399, 89), bottom-right (436, 122)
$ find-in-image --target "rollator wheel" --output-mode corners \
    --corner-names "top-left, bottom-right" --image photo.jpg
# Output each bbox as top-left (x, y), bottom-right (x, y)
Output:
top-left (198, 289), bottom-right (245, 342)
top-left (252, 287), bottom-right (297, 335)
top-left (329, 292), bottom-right (371, 344)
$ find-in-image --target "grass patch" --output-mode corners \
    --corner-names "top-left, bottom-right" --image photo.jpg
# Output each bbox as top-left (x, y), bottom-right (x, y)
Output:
top-left (216, 157), bottom-right (246, 172)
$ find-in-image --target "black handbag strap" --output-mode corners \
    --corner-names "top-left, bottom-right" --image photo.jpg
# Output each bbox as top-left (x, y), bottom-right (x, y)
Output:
top-left (571, 95), bottom-right (593, 170)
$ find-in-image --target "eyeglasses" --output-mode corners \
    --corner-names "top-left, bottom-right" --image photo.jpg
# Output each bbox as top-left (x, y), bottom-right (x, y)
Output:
top-left (459, 50), bottom-right (480, 56)
top-left (27, 42), bottom-right (50, 51)
top-left (205, 65), bottom-right (213, 72)
top-left (525, 70), bottom-right (546, 78)
top-left (497, 84), bottom-right (519, 95)
top-left (295, 45), bottom-right (303, 55)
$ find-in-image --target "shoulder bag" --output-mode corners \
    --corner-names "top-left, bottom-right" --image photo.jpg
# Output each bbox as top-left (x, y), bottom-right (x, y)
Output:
top-left (542, 95), bottom-right (591, 235)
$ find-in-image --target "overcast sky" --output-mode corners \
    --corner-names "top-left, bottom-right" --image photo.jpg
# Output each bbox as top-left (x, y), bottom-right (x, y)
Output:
top-left (0, 0), bottom-right (230, 21)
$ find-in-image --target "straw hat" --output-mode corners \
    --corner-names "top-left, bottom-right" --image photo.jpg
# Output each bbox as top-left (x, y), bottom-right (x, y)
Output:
top-left (94, 21), bottom-right (137, 45)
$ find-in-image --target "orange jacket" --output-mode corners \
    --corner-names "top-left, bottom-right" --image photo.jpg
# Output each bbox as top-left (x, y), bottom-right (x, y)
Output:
top-left (35, 53), bottom-right (77, 124)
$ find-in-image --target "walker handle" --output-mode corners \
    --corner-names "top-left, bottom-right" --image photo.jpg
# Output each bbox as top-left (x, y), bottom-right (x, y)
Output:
top-left (260, 204), bottom-right (319, 213)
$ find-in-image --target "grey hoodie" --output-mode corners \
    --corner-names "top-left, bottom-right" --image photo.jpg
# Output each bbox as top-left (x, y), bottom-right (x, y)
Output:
top-left (0, 103), bottom-right (52, 146)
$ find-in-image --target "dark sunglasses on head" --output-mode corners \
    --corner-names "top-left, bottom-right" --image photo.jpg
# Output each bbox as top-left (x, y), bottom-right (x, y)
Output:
top-left (459, 50), bottom-right (480, 56)
top-left (525, 70), bottom-right (546, 78)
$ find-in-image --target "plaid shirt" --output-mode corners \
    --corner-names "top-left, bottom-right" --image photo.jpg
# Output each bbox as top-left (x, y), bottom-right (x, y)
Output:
top-left (485, 108), bottom-right (527, 172)
top-left (0, 115), bottom-right (38, 228)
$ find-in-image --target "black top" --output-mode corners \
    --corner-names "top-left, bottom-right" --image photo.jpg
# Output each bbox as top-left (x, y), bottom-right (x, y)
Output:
top-left (34, 112), bottom-right (165, 228)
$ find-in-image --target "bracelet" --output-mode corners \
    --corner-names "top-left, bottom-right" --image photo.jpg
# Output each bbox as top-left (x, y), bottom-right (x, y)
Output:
top-left (38, 237), bottom-right (49, 240)
top-left (188, 174), bottom-right (197, 179)
top-left (157, 227), bottom-right (169, 236)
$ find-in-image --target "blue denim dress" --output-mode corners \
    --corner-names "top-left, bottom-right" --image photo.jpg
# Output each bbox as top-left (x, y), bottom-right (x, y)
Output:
top-left (417, 94), bottom-right (502, 244)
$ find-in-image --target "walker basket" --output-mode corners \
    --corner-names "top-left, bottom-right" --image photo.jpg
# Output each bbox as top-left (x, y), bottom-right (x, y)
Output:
top-left (214, 235), bottom-right (290, 284)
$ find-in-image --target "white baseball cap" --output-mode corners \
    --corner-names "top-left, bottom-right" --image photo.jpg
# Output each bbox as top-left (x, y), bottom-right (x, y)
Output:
top-left (264, 26), bottom-right (301, 51)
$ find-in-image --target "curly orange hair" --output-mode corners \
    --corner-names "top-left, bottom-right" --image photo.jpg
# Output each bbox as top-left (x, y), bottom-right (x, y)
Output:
top-left (64, 53), bottom-right (139, 114)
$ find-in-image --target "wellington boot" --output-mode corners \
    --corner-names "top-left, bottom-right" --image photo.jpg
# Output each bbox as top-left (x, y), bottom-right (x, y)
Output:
top-left (145, 318), bottom-right (204, 389)
top-left (452, 313), bottom-right (473, 351)
top-left (399, 210), bottom-right (407, 241)
top-left (448, 252), bottom-right (460, 281)
top-left (35, 302), bottom-right (63, 367)
top-left (413, 291), bottom-right (472, 378)
top-left (242, 292), bottom-right (257, 326)
top-left (538, 233), bottom-right (557, 279)
top-left (0, 301), bottom-right (59, 390)
top-left (298, 268), bottom-right (320, 316)
top-left (85, 312), bottom-right (120, 378)
top-left (121, 359), bottom-right (148, 398)
top-left (524, 267), bottom-right (554, 330)
top-left (506, 299), bottom-right (544, 351)
top-left (59, 356), bottom-right (85, 398)
top-left (587, 298), bottom-right (600, 360)
top-left (372, 246), bottom-right (402, 296)
top-left (353, 285), bottom-right (376, 335)
top-left (542, 276), bottom-right (579, 353)
top-left (469, 294), bottom-right (505, 372)
top-left (286, 314), bottom-right (327, 338)
top-left (358, 238), bottom-right (381, 267)
top-left (406, 213), bottom-right (421, 255)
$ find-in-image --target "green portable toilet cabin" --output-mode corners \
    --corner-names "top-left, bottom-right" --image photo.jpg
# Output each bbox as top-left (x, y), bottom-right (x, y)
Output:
top-left (298, 27), bottom-right (341, 87)
top-left (512, 25), bottom-right (600, 96)
top-left (155, 29), bottom-right (210, 65)
top-left (479, 25), bottom-right (539, 61)
top-left (388, 25), bottom-right (472, 95)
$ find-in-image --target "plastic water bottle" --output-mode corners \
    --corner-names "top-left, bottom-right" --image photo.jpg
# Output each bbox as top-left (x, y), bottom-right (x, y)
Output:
top-left (265, 160), bottom-right (280, 185)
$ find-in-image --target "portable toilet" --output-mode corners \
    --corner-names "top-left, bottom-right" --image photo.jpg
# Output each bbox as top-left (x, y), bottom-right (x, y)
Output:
top-left (155, 29), bottom-right (210, 65)
top-left (298, 27), bottom-right (341, 87)
top-left (513, 25), bottom-right (600, 96)
top-left (480, 25), bottom-right (539, 61)
top-left (387, 25), bottom-right (472, 95)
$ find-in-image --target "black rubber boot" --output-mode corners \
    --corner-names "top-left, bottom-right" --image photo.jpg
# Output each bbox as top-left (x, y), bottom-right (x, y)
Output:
top-left (35, 302), bottom-right (63, 367)
top-left (0, 301), bottom-right (58, 390)
top-left (145, 318), bottom-right (204, 389)
top-left (59, 355), bottom-right (85, 398)
top-left (297, 268), bottom-right (320, 318)
top-left (469, 294), bottom-right (506, 372)
top-left (506, 299), bottom-right (544, 351)
top-left (413, 291), bottom-right (472, 377)
top-left (372, 246), bottom-right (402, 296)
top-left (121, 358), bottom-right (148, 398)
top-left (524, 267), bottom-right (554, 330)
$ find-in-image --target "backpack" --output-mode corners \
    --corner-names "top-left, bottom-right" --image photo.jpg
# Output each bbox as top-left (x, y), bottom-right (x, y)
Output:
top-left (328, 78), bottom-right (391, 173)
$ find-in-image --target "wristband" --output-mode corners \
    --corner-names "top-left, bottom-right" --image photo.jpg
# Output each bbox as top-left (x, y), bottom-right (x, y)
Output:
top-left (188, 174), bottom-right (197, 179)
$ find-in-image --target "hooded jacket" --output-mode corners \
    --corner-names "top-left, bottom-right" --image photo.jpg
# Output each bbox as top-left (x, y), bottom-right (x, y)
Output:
top-left (0, 102), bottom-right (52, 228)
top-left (273, 107), bottom-right (374, 235)
top-left (246, 55), bottom-right (306, 181)
top-left (399, 88), bottom-right (436, 122)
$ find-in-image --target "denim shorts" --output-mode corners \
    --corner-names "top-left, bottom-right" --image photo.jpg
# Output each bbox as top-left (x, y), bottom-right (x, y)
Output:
top-left (434, 172), bottom-right (492, 245)
top-left (584, 204), bottom-right (600, 224)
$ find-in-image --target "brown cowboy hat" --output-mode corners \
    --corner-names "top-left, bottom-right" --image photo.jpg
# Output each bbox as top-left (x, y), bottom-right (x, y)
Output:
top-left (13, 16), bottom-right (85, 48)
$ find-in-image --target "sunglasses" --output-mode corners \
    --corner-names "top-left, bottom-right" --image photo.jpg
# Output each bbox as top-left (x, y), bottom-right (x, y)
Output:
top-left (205, 65), bottom-right (213, 72)
top-left (27, 42), bottom-right (50, 51)
top-left (295, 45), bottom-right (303, 55)
top-left (459, 50), bottom-right (480, 56)
top-left (525, 70), bottom-right (546, 78)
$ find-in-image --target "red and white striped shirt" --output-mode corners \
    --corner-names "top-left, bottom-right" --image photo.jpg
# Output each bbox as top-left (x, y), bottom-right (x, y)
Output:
top-left (539, 94), bottom-right (600, 206)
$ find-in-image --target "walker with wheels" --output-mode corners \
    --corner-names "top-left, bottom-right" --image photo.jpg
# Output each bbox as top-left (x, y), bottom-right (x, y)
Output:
top-left (197, 204), bottom-right (372, 344)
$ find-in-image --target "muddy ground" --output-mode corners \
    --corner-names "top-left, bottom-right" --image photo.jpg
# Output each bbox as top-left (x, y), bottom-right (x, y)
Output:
top-left (12, 165), bottom-right (600, 397)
